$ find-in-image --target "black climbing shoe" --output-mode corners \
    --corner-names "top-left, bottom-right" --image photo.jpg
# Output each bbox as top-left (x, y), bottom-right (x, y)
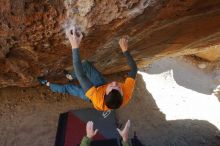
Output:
top-left (37, 76), bottom-right (48, 85)
top-left (63, 70), bottom-right (69, 76)
top-left (63, 70), bottom-right (74, 82)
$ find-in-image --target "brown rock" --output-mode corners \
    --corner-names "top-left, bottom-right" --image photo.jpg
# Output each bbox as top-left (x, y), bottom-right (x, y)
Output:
top-left (0, 0), bottom-right (220, 88)
top-left (195, 46), bottom-right (220, 62)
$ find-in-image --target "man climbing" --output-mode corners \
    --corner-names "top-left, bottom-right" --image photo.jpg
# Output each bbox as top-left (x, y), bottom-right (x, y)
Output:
top-left (38, 26), bottom-right (137, 111)
top-left (80, 120), bottom-right (131, 146)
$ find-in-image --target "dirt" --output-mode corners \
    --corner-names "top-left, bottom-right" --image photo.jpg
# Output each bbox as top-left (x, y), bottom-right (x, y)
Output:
top-left (0, 86), bottom-right (91, 146)
top-left (0, 58), bottom-right (220, 146)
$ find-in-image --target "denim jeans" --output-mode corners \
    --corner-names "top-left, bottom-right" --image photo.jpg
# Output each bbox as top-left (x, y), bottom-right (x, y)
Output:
top-left (49, 60), bottom-right (106, 101)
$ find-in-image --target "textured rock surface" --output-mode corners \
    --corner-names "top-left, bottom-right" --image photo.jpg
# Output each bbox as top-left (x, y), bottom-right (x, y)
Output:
top-left (1, 0), bottom-right (220, 88)
top-left (195, 46), bottom-right (220, 62)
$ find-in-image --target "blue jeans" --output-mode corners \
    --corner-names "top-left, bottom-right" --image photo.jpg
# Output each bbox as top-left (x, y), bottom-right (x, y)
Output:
top-left (49, 61), bottom-right (106, 101)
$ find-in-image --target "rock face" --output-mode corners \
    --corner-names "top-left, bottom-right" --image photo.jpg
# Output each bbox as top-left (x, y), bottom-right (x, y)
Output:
top-left (1, 0), bottom-right (220, 88)
top-left (195, 46), bottom-right (220, 62)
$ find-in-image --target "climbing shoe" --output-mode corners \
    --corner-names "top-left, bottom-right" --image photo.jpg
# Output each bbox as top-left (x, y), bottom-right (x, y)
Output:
top-left (63, 70), bottom-right (69, 76)
top-left (63, 70), bottom-right (74, 82)
top-left (37, 76), bottom-right (48, 85)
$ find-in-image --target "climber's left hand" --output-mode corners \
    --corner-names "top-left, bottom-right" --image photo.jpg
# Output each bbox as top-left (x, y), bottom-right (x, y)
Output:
top-left (66, 26), bottom-right (83, 49)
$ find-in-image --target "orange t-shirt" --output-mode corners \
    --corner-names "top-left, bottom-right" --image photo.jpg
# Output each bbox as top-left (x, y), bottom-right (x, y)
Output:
top-left (85, 77), bottom-right (136, 111)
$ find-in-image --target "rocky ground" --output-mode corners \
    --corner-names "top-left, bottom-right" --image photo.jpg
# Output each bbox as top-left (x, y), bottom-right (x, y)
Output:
top-left (0, 57), bottom-right (220, 146)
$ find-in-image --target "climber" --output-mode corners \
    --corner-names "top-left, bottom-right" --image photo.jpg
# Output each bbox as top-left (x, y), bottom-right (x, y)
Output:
top-left (80, 120), bottom-right (131, 146)
top-left (38, 26), bottom-right (137, 111)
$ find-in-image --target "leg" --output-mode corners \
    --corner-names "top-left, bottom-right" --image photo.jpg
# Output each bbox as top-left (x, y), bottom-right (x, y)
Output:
top-left (71, 60), bottom-right (106, 87)
top-left (49, 83), bottom-right (89, 101)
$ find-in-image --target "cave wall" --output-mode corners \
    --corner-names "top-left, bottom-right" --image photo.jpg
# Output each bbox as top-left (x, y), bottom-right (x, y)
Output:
top-left (195, 46), bottom-right (220, 62)
top-left (1, 0), bottom-right (220, 88)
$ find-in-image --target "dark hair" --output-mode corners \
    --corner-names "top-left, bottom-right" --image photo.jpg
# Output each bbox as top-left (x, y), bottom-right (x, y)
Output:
top-left (104, 89), bottom-right (123, 109)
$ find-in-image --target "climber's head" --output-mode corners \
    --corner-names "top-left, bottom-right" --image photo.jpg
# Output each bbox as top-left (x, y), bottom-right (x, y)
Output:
top-left (104, 81), bottom-right (123, 109)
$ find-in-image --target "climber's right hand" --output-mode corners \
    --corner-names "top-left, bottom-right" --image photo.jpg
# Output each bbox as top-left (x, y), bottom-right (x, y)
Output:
top-left (66, 26), bottom-right (83, 49)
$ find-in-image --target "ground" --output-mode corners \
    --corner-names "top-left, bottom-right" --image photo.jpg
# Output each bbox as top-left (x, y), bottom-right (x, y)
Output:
top-left (0, 57), bottom-right (220, 146)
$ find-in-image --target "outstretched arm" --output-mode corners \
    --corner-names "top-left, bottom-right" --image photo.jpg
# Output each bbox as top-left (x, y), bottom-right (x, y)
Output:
top-left (117, 120), bottom-right (132, 146)
top-left (66, 27), bottom-right (93, 92)
top-left (119, 37), bottom-right (137, 79)
top-left (80, 121), bottom-right (98, 146)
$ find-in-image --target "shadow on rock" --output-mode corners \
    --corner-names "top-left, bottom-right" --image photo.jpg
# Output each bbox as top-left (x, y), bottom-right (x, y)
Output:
top-left (116, 74), bottom-right (220, 146)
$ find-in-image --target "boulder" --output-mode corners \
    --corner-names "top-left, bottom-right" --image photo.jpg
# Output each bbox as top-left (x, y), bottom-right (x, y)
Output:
top-left (0, 0), bottom-right (220, 88)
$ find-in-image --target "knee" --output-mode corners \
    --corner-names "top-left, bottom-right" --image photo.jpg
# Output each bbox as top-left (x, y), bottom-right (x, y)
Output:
top-left (82, 60), bottom-right (92, 67)
top-left (82, 60), bottom-right (90, 65)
